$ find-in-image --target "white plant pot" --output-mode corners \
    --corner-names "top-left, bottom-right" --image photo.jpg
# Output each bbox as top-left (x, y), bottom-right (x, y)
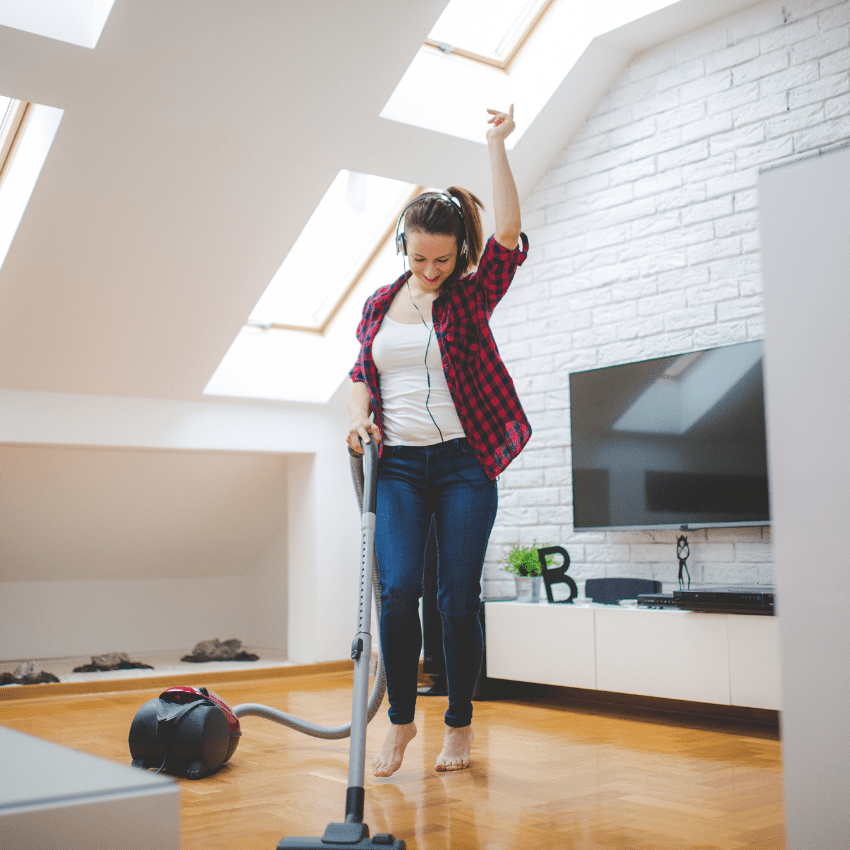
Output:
top-left (514, 575), bottom-right (541, 603)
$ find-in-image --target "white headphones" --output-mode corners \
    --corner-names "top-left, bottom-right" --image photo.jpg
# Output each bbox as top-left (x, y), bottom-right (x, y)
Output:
top-left (394, 191), bottom-right (468, 259)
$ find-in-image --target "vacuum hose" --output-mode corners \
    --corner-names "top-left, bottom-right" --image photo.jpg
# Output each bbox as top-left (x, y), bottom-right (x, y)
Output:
top-left (232, 445), bottom-right (386, 739)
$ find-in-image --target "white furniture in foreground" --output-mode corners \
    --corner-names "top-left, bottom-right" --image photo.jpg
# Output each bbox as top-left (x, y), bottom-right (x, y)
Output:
top-left (0, 725), bottom-right (179, 850)
top-left (484, 601), bottom-right (781, 710)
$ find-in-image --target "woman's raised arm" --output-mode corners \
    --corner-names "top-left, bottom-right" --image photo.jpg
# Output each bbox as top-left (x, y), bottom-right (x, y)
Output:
top-left (486, 105), bottom-right (521, 250)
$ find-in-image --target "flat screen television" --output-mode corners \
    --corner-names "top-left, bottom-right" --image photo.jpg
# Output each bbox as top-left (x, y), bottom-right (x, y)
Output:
top-left (569, 339), bottom-right (770, 531)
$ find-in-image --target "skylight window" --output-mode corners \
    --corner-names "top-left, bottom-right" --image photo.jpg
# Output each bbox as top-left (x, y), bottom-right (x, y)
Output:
top-left (427, 0), bottom-right (550, 68)
top-left (382, 0), bottom-right (682, 147)
top-left (0, 97), bottom-right (64, 273)
top-left (206, 171), bottom-right (420, 401)
top-left (0, 97), bottom-right (30, 189)
top-left (248, 170), bottom-right (416, 332)
top-left (0, 0), bottom-right (115, 49)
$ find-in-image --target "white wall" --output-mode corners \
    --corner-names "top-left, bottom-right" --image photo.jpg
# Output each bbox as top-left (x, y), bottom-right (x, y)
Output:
top-left (1, 576), bottom-right (247, 661)
top-left (0, 386), bottom-right (359, 663)
top-left (760, 143), bottom-right (850, 850)
top-left (0, 445), bottom-right (288, 583)
top-left (485, 0), bottom-right (850, 597)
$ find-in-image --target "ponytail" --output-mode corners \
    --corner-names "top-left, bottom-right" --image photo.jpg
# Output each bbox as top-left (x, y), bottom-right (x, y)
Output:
top-left (445, 186), bottom-right (484, 275)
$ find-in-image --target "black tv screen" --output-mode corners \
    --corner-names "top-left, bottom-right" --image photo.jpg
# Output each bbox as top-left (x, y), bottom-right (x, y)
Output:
top-left (569, 340), bottom-right (770, 530)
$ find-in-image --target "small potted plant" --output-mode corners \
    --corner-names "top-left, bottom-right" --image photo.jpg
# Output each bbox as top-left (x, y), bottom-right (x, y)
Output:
top-left (501, 543), bottom-right (555, 603)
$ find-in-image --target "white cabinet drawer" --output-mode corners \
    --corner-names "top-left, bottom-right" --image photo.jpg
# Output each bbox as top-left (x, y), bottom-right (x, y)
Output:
top-left (594, 607), bottom-right (731, 704)
top-left (485, 601), bottom-right (596, 690)
top-left (728, 614), bottom-right (782, 709)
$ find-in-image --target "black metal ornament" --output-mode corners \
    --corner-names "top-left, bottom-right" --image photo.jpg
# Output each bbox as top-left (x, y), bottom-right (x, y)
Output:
top-left (677, 534), bottom-right (690, 589)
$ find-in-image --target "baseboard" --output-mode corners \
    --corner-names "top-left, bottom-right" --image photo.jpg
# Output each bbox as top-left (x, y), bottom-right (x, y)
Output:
top-left (478, 677), bottom-right (780, 731)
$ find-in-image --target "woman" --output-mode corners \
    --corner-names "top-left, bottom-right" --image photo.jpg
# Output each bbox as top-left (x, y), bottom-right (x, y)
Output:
top-left (347, 105), bottom-right (530, 776)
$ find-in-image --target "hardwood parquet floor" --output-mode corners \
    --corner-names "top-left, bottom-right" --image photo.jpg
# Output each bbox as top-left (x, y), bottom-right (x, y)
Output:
top-left (0, 670), bottom-right (785, 849)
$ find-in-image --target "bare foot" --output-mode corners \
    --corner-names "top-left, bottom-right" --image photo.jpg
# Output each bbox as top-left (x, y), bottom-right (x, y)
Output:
top-left (372, 722), bottom-right (417, 777)
top-left (435, 724), bottom-right (473, 772)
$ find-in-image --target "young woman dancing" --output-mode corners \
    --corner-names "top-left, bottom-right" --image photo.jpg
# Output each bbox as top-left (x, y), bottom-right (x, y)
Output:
top-left (347, 105), bottom-right (530, 776)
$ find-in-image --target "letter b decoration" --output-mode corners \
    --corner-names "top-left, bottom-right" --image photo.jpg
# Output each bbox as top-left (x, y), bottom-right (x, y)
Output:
top-left (537, 545), bottom-right (577, 604)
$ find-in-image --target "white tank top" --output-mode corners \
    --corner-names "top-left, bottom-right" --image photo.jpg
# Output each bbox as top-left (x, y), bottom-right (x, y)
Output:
top-left (372, 316), bottom-right (466, 446)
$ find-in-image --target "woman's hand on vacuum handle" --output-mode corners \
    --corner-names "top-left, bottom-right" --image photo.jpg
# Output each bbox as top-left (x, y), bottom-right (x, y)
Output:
top-left (348, 381), bottom-right (381, 454)
top-left (347, 414), bottom-right (381, 454)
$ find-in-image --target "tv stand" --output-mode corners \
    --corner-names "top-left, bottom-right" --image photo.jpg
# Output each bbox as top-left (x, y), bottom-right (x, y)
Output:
top-left (483, 601), bottom-right (781, 710)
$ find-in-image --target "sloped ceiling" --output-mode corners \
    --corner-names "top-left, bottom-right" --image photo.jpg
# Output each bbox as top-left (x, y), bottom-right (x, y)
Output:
top-left (0, 0), bottom-right (763, 403)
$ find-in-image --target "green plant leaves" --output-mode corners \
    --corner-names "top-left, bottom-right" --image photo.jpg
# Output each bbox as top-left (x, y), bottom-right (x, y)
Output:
top-left (501, 542), bottom-right (556, 577)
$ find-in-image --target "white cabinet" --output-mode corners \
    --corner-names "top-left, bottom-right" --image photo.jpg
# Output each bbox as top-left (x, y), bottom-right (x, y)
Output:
top-left (594, 607), bottom-right (731, 704)
top-left (484, 601), bottom-right (596, 689)
top-left (484, 601), bottom-right (782, 710)
top-left (727, 613), bottom-right (782, 710)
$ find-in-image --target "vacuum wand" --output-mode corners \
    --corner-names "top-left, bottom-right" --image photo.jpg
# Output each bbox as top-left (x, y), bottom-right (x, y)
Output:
top-left (344, 436), bottom-right (377, 823)
top-left (277, 439), bottom-right (405, 849)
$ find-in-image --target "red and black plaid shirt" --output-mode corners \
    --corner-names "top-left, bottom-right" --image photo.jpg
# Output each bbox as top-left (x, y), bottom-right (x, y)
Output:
top-left (349, 234), bottom-right (531, 479)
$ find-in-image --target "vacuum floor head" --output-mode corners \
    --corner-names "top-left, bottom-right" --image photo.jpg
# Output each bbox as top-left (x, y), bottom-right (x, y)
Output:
top-left (277, 821), bottom-right (405, 848)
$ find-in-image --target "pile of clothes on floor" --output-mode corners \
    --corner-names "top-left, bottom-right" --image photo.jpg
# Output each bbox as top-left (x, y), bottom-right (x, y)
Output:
top-left (1, 640), bottom-right (260, 686)
top-left (0, 661), bottom-right (59, 686)
top-left (72, 652), bottom-right (154, 673)
top-left (181, 638), bottom-right (259, 663)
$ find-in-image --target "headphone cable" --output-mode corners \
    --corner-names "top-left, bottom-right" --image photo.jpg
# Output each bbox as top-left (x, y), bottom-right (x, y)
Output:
top-left (406, 279), bottom-right (445, 444)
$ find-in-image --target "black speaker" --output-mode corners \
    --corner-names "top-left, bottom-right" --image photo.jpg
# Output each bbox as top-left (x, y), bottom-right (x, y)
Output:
top-left (584, 577), bottom-right (662, 605)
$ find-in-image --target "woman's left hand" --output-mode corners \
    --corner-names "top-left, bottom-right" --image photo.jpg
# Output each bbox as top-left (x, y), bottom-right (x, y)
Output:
top-left (486, 105), bottom-right (515, 142)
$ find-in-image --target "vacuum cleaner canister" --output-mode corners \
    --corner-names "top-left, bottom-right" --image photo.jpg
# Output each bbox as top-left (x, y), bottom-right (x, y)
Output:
top-left (129, 685), bottom-right (241, 779)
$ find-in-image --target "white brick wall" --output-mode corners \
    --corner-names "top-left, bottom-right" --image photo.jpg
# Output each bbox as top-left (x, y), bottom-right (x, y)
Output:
top-left (486, 0), bottom-right (850, 599)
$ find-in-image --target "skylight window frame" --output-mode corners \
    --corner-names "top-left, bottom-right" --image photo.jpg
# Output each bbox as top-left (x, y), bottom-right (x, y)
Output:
top-left (424, 0), bottom-right (555, 72)
top-left (0, 99), bottom-right (32, 192)
top-left (244, 185), bottom-right (424, 337)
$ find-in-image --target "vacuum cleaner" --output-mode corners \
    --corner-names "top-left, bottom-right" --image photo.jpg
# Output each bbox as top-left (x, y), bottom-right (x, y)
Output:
top-left (128, 439), bottom-right (404, 848)
top-left (128, 685), bottom-right (241, 779)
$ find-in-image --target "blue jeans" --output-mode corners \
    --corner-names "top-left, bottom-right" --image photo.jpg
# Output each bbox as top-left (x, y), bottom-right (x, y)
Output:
top-left (374, 438), bottom-right (498, 728)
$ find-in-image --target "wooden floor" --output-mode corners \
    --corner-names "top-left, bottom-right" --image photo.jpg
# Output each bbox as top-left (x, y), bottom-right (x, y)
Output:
top-left (0, 669), bottom-right (786, 849)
